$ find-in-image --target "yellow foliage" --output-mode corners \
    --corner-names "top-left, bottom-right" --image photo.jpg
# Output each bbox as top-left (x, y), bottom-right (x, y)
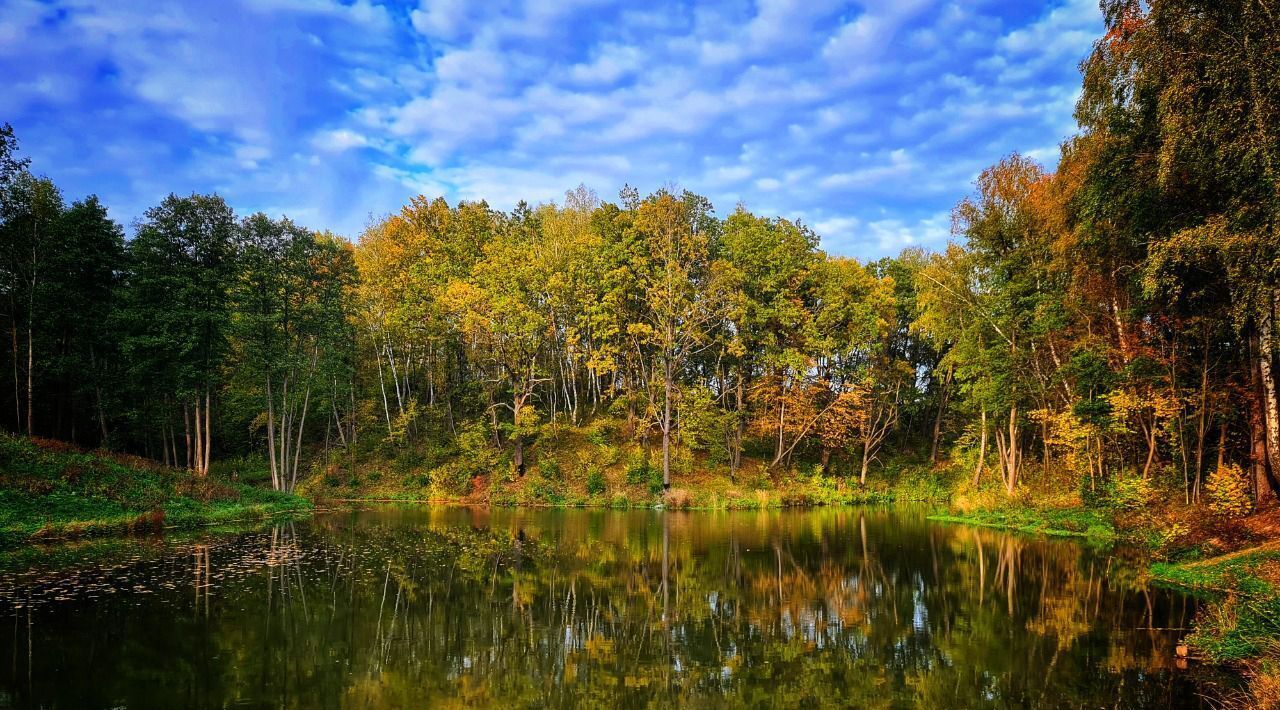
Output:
top-left (1030, 408), bottom-right (1093, 476)
top-left (1205, 463), bottom-right (1252, 519)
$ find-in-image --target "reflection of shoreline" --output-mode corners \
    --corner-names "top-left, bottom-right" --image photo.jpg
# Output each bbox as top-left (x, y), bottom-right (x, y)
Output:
top-left (0, 508), bottom-right (1229, 708)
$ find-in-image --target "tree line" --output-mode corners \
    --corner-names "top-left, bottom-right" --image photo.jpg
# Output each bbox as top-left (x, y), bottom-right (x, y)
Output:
top-left (2, 0), bottom-right (1277, 507)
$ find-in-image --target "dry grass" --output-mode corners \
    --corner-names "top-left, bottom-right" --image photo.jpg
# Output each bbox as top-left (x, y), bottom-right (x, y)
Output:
top-left (663, 488), bottom-right (692, 509)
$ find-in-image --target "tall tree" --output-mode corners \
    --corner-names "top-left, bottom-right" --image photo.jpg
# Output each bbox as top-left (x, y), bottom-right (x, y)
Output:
top-left (120, 194), bottom-right (237, 475)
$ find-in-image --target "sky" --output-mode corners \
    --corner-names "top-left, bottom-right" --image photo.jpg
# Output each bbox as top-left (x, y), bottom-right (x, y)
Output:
top-left (0, 0), bottom-right (1102, 259)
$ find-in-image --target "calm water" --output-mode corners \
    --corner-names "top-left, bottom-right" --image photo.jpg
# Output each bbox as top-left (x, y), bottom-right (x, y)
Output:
top-left (0, 507), bottom-right (1237, 708)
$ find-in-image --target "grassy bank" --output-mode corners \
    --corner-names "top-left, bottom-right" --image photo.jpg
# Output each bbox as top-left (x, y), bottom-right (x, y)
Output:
top-left (1148, 540), bottom-right (1280, 708)
top-left (1150, 541), bottom-right (1280, 660)
top-left (928, 507), bottom-right (1116, 540)
top-left (0, 433), bottom-right (309, 545)
top-left (300, 421), bottom-right (956, 511)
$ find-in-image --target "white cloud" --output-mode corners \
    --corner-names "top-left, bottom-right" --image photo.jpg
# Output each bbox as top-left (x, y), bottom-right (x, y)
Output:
top-left (7, 0), bottom-right (1106, 257)
top-left (240, 0), bottom-right (392, 30)
top-left (569, 43), bottom-right (641, 84)
top-left (411, 0), bottom-right (471, 39)
top-left (822, 0), bottom-right (935, 67)
top-left (313, 129), bottom-right (371, 152)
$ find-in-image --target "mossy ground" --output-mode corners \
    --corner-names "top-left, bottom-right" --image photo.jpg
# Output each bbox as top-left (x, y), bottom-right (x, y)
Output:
top-left (0, 433), bottom-right (309, 545)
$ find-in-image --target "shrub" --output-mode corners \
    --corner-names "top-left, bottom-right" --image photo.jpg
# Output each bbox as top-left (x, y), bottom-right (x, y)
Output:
top-left (664, 488), bottom-right (692, 509)
top-left (428, 463), bottom-right (471, 495)
top-left (597, 444), bottom-right (621, 466)
top-left (648, 471), bottom-right (664, 495)
top-left (586, 419), bottom-right (615, 446)
top-left (537, 458), bottom-right (562, 480)
top-left (527, 478), bottom-right (564, 504)
top-left (1205, 463), bottom-right (1252, 519)
top-left (393, 447), bottom-right (428, 475)
top-left (586, 467), bottom-right (607, 496)
top-left (1108, 472), bottom-right (1156, 512)
top-left (625, 455), bottom-right (653, 485)
top-left (672, 448), bottom-right (694, 476)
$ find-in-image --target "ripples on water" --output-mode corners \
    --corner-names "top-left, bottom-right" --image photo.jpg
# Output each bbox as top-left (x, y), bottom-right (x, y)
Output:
top-left (0, 507), bottom-right (1241, 708)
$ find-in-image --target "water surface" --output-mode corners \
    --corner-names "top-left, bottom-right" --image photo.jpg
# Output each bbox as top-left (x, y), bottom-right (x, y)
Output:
top-left (0, 507), bottom-right (1235, 708)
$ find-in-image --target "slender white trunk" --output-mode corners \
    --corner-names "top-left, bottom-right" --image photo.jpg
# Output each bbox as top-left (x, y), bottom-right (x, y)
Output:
top-left (203, 390), bottom-right (212, 475)
top-left (1259, 294), bottom-right (1280, 485)
top-left (974, 409), bottom-right (987, 486)
top-left (266, 375), bottom-right (280, 490)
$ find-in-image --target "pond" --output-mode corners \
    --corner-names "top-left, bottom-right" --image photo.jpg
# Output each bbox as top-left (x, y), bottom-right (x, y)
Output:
top-left (0, 507), bottom-right (1239, 708)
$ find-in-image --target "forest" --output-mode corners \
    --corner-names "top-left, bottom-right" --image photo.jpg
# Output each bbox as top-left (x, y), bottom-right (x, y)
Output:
top-left (1, 1), bottom-right (1280, 701)
top-left (3, 2), bottom-right (1279, 520)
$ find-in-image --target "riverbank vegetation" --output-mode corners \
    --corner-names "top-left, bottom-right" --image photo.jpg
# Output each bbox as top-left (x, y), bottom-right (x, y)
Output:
top-left (0, 432), bottom-right (307, 544)
top-left (1, 0), bottom-right (1279, 694)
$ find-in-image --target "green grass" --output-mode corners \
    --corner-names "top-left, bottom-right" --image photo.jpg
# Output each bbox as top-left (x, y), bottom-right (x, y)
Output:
top-left (0, 433), bottom-right (309, 545)
top-left (928, 506), bottom-right (1116, 540)
top-left (1150, 545), bottom-right (1280, 661)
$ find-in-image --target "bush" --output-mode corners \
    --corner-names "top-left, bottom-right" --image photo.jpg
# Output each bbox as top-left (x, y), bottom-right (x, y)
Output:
top-left (1107, 472), bottom-right (1155, 512)
top-left (527, 478), bottom-right (564, 504)
top-left (392, 447), bottom-right (428, 475)
top-left (648, 466), bottom-right (665, 496)
top-left (672, 448), bottom-right (694, 477)
top-left (625, 455), bottom-right (653, 485)
top-left (537, 458), bottom-right (562, 480)
top-left (1206, 463), bottom-right (1252, 519)
top-left (586, 419), bottom-right (616, 446)
top-left (586, 467), bottom-right (607, 496)
top-left (428, 463), bottom-right (471, 495)
top-left (664, 488), bottom-right (692, 509)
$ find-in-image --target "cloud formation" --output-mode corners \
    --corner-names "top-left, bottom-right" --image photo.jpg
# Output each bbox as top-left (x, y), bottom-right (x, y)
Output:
top-left (0, 0), bottom-right (1101, 258)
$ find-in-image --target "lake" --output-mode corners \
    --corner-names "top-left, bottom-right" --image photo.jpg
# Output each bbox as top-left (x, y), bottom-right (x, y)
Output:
top-left (0, 507), bottom-right (1238, 708)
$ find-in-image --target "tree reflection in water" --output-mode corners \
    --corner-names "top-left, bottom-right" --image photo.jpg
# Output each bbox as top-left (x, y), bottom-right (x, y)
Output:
top-left (0, 507), bottom-right (1238, 707)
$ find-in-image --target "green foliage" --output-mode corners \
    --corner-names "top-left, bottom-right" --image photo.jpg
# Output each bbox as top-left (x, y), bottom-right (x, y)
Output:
top-left (1105, 472), bottom-right (1157, 513)
top-left (585, 466), bottom-right (607, 496)
top-left (585, 419), bottom-right (615, 446)
top-left (1152, 548), bottom-right (1280, 662)
top-left (536, 458), bottom-right (562, 481)
top-left (930, 507), bottom-right (1116, 540)
top-left (392, 447), bottom-right (429, 475)
top-left (428, 463), bottom-right (472, 495)
top-left (625, 455), bottom-right (654, 486)
top-left (525, 478), bottom-right (565, 505)
top-left (647, 466), bottom-right (665, 496)
top-left (0, 433), bottom-right (307, 543)
top-left (680, 386), bottom-right (732, 464)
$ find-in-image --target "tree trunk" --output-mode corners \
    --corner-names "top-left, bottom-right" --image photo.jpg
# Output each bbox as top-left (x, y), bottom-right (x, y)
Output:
top-left (266, 375), bottom-right (280, 491)
top-left (512, 393), bottom-right (525, 476)
top-left (974, 409), bottom-right (987, 486)
top-left (930, 363), bottom-right (953, 464)
top-left (25, 322), bottom-right (33, 435)
top-left (730, 374), bottom-right (745, 478)
top-left (859, 430), bottom-right (872, 485)
top-left (10, 319), bottom-right (18, 432)
top-left (375, 339), bottom-right (392, 436)
top-left (193, 396), bottom-right (203, 476)
top-left (1140, 415), bottom-right (1158, 479)
top-left (290, 382), bottom-right (311, 492)
top-left (1258, 295), bottom-right (1280, 504)
top-left (184, 404), bottom-right (192, 470)
top-left (662, 358), bottom-right (672, 490)
top-left (1194, 325), bottom-right (1211, 503)
top-left (1250, 325), bottom-right (1280, 508)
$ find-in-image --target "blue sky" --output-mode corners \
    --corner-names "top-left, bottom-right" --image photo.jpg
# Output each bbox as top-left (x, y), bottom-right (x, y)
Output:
top-left (1, 0), bottom-right (1101, 258)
